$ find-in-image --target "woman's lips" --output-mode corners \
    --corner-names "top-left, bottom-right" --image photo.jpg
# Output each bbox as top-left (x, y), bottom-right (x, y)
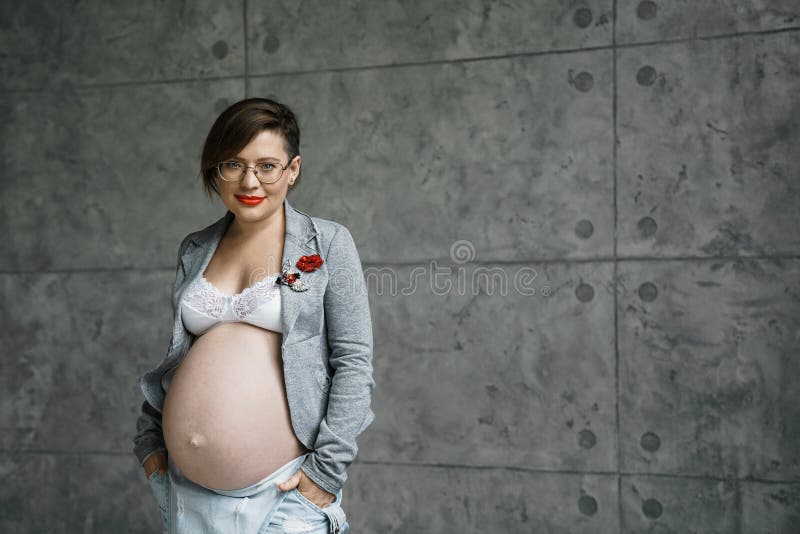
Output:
top-left (235, 195), bottom-right (265, 205)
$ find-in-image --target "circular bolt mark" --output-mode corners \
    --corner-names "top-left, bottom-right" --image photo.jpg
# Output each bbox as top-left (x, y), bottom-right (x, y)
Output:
top-left (640, 431), bottom-right (661, 452)
top-left (575, 219), bottom-right (594, 239)
top-left (214, 98), bottom-right (230, 114)
top-left (212, 40), bottom-right (229, 59)
top-left (637, 66), bottom-right (657, 86)
top-left (642, 498), bottom-right (663, 518)
top-left (574, 71), bottom-right (594, 92)
top-left (575, 283), bottom-right (595, 303)
top-left (637, 1), bottom-right (658, 20)
top-left (578, 495), bottom-right (598, 516)
top-left (637, 216), bottom-right (657, 238)
top-left (574, 7), bottom-right (593, 28)
top-left (263, 35), bottom-right (280, 54)
top-left (578, 429), bottom-right (597, 449)
top-left (638, 282), bottom-right (658, 302)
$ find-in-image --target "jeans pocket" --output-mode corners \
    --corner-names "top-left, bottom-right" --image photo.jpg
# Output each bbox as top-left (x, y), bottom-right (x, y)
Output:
top-left (289, 488), bottom-right (348, 532)
top-left (290, 488), bottom-right (329, 515)
top-left (147, 470), bottom-right (169, 529)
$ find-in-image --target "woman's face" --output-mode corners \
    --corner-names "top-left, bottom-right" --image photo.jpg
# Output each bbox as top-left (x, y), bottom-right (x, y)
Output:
top-left (216, 129), bottom-right (301, 225)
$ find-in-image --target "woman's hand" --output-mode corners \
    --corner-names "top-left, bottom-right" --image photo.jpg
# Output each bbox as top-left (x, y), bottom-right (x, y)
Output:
top-left (278, 467), bottom-right (336, 508)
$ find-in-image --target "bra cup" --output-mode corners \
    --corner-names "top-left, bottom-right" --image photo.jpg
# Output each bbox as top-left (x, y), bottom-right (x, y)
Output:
top-left (179, 275), bottom-right (283, 336)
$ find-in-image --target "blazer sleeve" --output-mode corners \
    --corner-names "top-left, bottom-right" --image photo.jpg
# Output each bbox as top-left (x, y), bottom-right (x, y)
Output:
top-left (300, 224), bottom-right (376, 494)
top-left (132, 234), bottom-right (191, 467)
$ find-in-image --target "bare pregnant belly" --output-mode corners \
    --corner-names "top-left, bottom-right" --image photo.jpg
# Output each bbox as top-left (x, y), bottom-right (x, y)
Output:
top-left (162, 322), bottom-right (309, 491)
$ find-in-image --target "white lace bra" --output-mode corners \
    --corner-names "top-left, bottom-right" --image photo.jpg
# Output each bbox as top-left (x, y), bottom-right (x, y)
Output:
top-left (180, 272), bottom-right (283, 336)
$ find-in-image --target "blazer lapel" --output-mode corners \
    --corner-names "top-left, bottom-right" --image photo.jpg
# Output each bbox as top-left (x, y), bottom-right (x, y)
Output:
top-left (175, 196), bottom-right (319, 347)
top-left (278, 197), bottom-right (320, 341)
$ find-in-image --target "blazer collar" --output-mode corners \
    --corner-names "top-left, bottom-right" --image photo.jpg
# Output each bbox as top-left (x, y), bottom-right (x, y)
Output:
top-left (178, 196), bottom-right (320, 342)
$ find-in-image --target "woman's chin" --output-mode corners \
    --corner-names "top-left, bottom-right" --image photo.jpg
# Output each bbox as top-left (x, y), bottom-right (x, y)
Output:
top-left (228, 199), bottom-right (268, 215)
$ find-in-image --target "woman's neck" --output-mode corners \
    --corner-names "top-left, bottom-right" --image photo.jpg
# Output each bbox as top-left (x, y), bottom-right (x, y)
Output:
top-left (227, 204), bottom-right (285, 243)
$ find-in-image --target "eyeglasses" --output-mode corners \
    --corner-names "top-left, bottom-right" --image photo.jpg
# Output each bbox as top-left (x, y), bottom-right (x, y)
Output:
top-left (215, 159), bottom-right (291, 184)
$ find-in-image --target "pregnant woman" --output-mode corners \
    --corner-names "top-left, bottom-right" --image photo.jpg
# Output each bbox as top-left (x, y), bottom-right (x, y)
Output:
top-left (132, 97), bottom-right (375, 533)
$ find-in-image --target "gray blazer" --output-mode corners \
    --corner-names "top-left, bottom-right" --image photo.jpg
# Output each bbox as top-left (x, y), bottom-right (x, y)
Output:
top-left (132, 197), bottom-right (375, 495)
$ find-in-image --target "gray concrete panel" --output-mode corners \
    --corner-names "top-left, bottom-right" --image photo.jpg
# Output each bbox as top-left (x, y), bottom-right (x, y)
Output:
top-left (617, 0), bottom-right (800, 44)
top-left (0, 270), bottom-right (175, 453)
top-left (248, 0), bottom-right (614, 74)
top-left (344, 461), bottom-right (620, 533)
top-left (0, 451), bottom-right (162, 532)
top-left (620, 474), bottom-right (743, 533)
top-left (617, 32), bottom-right (800, 257)
top-left (621, 474), bottom-right (800, 532)
top-left (619, 258), bottom-right (800, 480)
top-left (251, 50), bottom-right (614, 263)
top-left (0, 79), bottom-right (243, 271)
top-left (0, 0), bottom-right (245, 91)
top-left (358, 263), bottom-right (617, 472)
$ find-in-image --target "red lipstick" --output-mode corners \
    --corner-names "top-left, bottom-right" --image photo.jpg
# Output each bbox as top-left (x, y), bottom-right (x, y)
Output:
top-left (235, 194), bottom-right (265, 206)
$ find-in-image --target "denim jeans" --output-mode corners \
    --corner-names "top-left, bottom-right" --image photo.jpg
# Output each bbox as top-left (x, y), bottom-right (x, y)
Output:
top-left (147, 452), bottom-right (349, 533)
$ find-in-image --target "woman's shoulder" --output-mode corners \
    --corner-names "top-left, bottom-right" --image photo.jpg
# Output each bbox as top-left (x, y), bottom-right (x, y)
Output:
top-left (175, 210), bottom-right (233, 253)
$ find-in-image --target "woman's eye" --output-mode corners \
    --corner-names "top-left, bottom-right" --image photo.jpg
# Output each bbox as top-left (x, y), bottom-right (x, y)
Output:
top-left (224, 161), bottom-right (242, 169)
top-left (257, 163), bottom-right (275, 171)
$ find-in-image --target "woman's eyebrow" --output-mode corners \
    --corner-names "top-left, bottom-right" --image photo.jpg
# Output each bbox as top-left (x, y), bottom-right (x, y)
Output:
top-left (230, 155), bottom-right (281, 162)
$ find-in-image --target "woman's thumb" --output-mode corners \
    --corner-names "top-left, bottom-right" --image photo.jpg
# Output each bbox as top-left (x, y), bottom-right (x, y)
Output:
top-left (277, 470), bottom-right (301, 491)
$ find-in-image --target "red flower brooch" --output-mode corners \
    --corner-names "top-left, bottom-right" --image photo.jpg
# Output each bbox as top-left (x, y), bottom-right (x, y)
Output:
top-left (297, 254), bottom-right (325, 272)
top-left (277, 254), bottom-right (324, 292)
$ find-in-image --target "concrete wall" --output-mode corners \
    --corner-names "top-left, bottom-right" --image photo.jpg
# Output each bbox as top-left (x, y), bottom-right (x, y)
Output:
top-left (1, 1), bottom-right (799, 532)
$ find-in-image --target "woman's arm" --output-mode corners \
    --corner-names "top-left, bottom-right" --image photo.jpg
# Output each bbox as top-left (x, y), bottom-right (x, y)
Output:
top-left (132, 234), bottom-right (191, 474)
top-left (134, 400), bottom-right (167, 473)
top-left (300, 224), bottom-right (376, 495)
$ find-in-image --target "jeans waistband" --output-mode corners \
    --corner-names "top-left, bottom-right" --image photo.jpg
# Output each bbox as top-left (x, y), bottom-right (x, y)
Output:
top-left (207, 452), bottom-right (310, 498)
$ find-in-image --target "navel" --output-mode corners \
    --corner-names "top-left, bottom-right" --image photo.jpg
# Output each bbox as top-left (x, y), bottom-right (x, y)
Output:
top-left (188, 433), bottom-right (205, 448)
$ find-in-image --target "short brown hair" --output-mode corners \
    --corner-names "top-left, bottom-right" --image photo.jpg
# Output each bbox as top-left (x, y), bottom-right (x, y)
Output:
top-left (199, 97), bottom-right (301, 200)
